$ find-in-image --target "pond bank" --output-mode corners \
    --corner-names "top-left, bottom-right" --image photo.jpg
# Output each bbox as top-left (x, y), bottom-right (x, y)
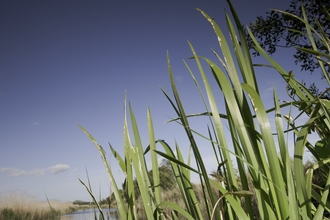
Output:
top-left (61, 208), bottom-right (119, 220)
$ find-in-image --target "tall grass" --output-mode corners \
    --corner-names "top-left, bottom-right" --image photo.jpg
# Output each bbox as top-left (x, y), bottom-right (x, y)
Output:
top-left (80, 1), bottom-right (330, 219)
top-left (0, 190), bottom-right (76, 220)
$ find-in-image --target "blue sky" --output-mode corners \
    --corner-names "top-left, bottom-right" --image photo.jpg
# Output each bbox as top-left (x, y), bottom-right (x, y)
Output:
top-left (0, 0), bottom-right (326, 202)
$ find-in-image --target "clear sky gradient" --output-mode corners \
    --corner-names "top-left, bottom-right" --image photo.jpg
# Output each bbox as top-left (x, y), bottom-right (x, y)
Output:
top-left (0, 0), bottom-right (325, 202)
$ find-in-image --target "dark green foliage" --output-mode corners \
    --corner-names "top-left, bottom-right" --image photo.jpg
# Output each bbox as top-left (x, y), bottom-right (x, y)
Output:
top-left (305, 160), bottom-right (329, 189)
top-left (99, 196), bottom-right (111, 206)
top-left (247, 0), bottom-right (330, 98)
top-left (304, 159), bottom-right (330, 217)
top-left (248, 0), bottom-right (330, 72)
top-left (148, 159), bottom-right (176, 192)
top-left (315, 137), bottom-right (330, 160)
top-left (121, 159), bottom-right (176, 201)
top-left (72, 200), bottom-right (91, 205)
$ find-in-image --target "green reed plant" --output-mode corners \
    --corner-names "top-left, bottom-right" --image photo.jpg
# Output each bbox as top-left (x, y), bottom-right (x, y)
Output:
top-left (78, 169), bottom-right (105, 220)
top-left (79, 0), bottom-right (330, 219)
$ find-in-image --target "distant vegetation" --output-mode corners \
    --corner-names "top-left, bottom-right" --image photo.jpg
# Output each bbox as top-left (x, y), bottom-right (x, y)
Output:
top-left (0, 190), bottom-right (76, 220)
top-left (79, 0), bottom-right (330, 219)
top-left (72, 200), bottom-right (92, 206)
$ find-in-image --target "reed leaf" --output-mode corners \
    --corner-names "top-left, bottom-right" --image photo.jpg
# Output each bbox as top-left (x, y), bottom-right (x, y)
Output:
top-left (78, 125), bottom-right (127, 219)
top-left (147, 107), bottom-right (162, 218)
top-left (79, 1), bottom-right (330, 219)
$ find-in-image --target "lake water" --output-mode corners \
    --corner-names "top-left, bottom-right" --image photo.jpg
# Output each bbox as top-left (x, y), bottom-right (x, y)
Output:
top-left (60, 208), bottom-right (119, 220)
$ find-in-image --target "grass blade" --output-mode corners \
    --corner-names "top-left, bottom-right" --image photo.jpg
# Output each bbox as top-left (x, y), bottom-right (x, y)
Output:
top-left (78, 125), bottom-right (127, 219)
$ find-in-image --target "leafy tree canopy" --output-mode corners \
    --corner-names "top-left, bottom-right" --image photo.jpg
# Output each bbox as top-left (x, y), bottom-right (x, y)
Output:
top-left (247, 0), bottom-right (330, 98)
